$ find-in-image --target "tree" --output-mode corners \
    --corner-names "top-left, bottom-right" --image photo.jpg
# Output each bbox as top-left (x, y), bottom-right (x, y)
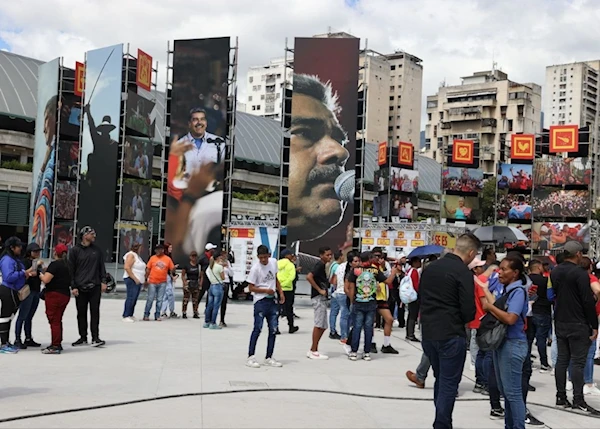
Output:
top-left (481, 177), bottom-right (497, 226)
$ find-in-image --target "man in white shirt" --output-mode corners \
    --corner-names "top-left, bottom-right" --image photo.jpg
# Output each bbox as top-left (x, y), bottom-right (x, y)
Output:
top-left (246, 245), bottom-right (285, 369)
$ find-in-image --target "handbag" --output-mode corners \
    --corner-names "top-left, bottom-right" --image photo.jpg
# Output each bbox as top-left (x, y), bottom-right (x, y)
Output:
top-left (18, 284), bottom-right (31, 301)
top-left (476, 288), bottom-right (522, 352)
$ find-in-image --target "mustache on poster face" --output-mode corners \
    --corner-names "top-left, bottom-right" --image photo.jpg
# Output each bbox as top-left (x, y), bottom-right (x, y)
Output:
top-left (307, 164), bottom-right (343, 185)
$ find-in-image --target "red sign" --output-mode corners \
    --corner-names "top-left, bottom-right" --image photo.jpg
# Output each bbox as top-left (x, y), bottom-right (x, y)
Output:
top-left (75, 62), bottom-right (85, 97)
top-left (136, 49), bottom-right (153, 92)
top-left (452, 139), bottom-right (474, 164)
top-left (398, 141), bottom-right (414, 167)
top-left (229, 228), bottom-right (255, 239)
top-left (549, 124), bottom-right (579, 153)
top-left (377, 142), bottom-right (387, 166)
top-left (510, 134), bottom-right (535, 160)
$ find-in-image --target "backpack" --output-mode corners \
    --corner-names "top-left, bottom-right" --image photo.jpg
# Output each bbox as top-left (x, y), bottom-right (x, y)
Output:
top-left (399, 268), bottom-right (418, 304)
top-left (355, 268), bottom-right (379, 302)
top-left (476, 287), bottom-right (523, 351)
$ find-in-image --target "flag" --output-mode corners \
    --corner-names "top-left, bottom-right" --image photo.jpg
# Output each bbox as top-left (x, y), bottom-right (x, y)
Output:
top-left (549, 124), bottom-right (578, 153)
top-left (136, 49), bottom-right (153, 92)
top-left (378, 142), bottom-right (387, 166)
top-left (510, 134), bottom-right (534, 160)
top-left (398, 141), bottom-right (414, 167)
top-left (452, 139), bottom-right (474, 164)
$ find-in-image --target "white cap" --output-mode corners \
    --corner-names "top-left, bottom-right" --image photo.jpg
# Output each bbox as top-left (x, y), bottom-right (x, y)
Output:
top-left (398, 253), bottom-right (406, 259)
top-left (468, 257), bottom-right (486, 270)
top-left (205, 243), bottom-right (217, 251)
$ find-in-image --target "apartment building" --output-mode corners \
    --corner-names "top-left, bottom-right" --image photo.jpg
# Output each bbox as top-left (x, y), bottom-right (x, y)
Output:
top-left (246, 57), bottom-right (292, 120)
top-left (423, 70), bottom-right (541, 175)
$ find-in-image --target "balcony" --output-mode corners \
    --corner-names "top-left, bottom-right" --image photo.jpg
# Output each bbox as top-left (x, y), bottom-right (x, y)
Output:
top-left (440, 122), bottom-right (451, 129)
top-left (0, 168), bottom-right (32, 193)
top-left (443, 98), bottom-right (496, 109)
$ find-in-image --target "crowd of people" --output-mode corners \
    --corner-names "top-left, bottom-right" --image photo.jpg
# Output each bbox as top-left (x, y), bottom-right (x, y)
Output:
top-left (442, 167), bottom-right (484, 193)
top-left (497, 193), bottom-right (532, 221)
top-left (533, 189), bottom-right (589, 218)
top-left (534, 158), bottom-right (591, 187)
top-left (498, 165), bottom-right (533, 191)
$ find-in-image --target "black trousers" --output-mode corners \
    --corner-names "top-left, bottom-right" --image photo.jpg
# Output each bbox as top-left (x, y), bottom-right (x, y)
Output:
top-left (555, 321), bottom-right (592, 405)
top-left (0, 286), bottom-right (19, 344)
top-left (75, 285), bottom-right (101, 340)
top-left (283, 290), bottom-right (295, 328)
top-left (407, 299), bottom-right (420, 338)
top-left (523, 316), bottom-right (535, 404)
top-left (198, 278), bottom-right (210, 308)
top-left (388, 288), bottom-right (401, 321)
top-left (220, 283), bottom-right (230, 323)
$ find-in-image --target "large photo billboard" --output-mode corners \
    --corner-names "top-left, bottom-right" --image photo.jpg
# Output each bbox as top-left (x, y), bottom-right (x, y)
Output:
top-left (532, 188), bottom-right (589, 218)
top-left (165, 37), bottom-right (229, 264)
top-left (78, 44), bottom-right (123, 261)
top-left (30, 58), bottom-right (60, 256)
top-left (289, 37), bottom-right (359, 266)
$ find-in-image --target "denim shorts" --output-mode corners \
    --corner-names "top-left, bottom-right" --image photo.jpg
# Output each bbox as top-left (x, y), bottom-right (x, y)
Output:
top-left (312, 295), bottom-right (328, 329)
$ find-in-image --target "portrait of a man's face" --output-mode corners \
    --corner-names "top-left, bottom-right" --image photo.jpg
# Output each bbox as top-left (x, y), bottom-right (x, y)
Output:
top-left (288, 74), bottom-right (349, 243)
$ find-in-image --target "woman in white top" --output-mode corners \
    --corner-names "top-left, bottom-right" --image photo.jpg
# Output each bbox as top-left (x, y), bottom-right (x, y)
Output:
top-left (204, 250), bottom-right (226, 329)
top-left (122, 242), bottom-right (146, 321)
top-left (219, 256), bottom-right (234, 327)
top-left (331, 251), bottom-right (361, 345)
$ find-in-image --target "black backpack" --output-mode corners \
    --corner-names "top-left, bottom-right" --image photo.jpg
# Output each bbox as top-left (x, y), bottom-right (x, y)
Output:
top-left (476, 287), bottom-right (524, 351)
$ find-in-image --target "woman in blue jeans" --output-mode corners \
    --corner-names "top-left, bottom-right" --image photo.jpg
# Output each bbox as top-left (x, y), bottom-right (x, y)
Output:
top-left (481, 256), bottom-right (529, 429)
top-left (122, 242), bottom-right (146, 321)
top-left (330, 251), bottom-right (359, 344)
top-left (15, 243), bottom-right (43, 349)
top-left (204, 251), bottom-right (225, 329)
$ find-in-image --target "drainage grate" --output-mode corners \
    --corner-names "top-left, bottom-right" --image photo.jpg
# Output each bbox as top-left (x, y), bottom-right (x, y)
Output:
top-left (229, 381), bottom-right (269, 388)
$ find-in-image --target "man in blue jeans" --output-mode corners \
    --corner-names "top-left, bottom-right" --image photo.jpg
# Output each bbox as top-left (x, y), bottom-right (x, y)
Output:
top-left (246, 245), bottom-right (285, 368)
top-left (419, 233), bottom-right (480, 429)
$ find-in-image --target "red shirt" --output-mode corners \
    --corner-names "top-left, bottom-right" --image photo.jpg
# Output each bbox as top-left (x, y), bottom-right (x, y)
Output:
top-left (590, 274), bottom-right (600, 317)
top-left (409, 268), bottom-right (420, 293)
top-left (468, 274), bottom-right (487, 329)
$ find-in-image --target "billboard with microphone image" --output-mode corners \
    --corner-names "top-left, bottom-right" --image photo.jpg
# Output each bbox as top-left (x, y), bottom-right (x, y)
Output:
top-left (289, 37), bottom-right (359, 266)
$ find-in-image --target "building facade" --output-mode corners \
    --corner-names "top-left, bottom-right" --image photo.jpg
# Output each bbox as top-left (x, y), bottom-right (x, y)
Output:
top-left (246, 57), bottom-right (291, 120)
top-left (423, 70), bottom-right (542, 176)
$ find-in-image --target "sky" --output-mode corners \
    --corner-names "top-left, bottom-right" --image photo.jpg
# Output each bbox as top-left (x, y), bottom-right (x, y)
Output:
top-left (1, 0), bottom-right (600, 131)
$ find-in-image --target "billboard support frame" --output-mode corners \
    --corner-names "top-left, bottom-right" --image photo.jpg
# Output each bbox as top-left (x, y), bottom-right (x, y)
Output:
top-left (72, 51), bottom-right (88, 244)
top-left (354, 40), bottom-right (368, 251)
top-left (159, 41), bottom-right (173, 246)
top-left (48, 58), bottom-right (64, 254)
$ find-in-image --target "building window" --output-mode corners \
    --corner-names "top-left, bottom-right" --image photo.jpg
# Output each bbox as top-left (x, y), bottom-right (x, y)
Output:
top-left (427, 113), bottom-right (432, 121)
top-left (439, 112), bottom-right (444, 119)
top-left (390, 86), bottom-right (395, 91)
top-left (508, 119), bottom-right (513, 131)
top-left (257, 85), bottom-right (261, 91)
top-left (261, 95), bottom-right (265, 100)
top-left (249, 76), bottom-right (254, 83)
top-left (251, 106), bottom-right (256, 111)
top-left (276, 73), bottom-right (281, 78)
top-left (390, 65), bottom-right (396, 71)
top-left (389, 96), bottom-right (394, 101)
top-left (388, 126), bottom-right (393, 131)
top-left (389, 106), bottom-right (394, 111)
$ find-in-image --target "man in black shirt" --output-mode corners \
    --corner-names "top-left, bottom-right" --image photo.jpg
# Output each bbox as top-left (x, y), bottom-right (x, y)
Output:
top-left (69, 226), bottom-right (107, 347)
top-left (550, 241), bottom-right (599, 415)
top-left (419, 233), bottom-right (480, 429)
top-left (306, 246), bottom-right (332, 360)
top-left (528, 260), bottom-right (552, 371)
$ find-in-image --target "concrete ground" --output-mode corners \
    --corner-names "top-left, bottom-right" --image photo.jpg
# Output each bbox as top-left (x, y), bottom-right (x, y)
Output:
top-left (0, 292), bottom-right (599, 428)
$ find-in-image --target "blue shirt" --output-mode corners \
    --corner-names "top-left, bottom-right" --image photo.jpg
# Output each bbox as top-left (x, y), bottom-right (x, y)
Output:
top-left (488, 271), bottom-right (504, 298)
top-left (0, 254), bottom-right (26, 291)
top-left (193, 137), bottom-right (204, 150)
top-left (504, 281), bottom-right (528, 340)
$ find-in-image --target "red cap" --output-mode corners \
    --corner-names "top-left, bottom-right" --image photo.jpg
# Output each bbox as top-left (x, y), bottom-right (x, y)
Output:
top-left (55, 243), bottom-right (68, 257)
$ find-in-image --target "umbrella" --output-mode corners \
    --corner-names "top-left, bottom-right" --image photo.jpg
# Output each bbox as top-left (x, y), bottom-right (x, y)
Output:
top-left (407, 245), bottom-right (445, 259)
top-left (473, 226), bottom-right (529, 243)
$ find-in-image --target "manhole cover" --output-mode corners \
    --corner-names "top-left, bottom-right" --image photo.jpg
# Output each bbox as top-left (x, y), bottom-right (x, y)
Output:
top-left (229, 381), bottom-right (269, 387)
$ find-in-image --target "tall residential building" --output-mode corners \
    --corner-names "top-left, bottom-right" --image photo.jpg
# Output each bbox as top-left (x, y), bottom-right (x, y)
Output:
top-left (360, 50), bottom-right (391, 144)
top-left (422, 70), bottom-right (541, 176)
top-left (246, 57), bottom-right (292, 120)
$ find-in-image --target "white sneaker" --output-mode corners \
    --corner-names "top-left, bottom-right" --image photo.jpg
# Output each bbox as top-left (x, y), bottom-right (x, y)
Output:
top-left (307, 351), bottom-right (329, 360)
top-left (469, 362), bottom-right (475, 371)
top-left (246, 356), bottom-right (261, 368)
top-left (363, 353), bottom-right (372, 361)
top-left (550, 368), bottom-right (555, 376)
top-left (122, 317), bottom-right (135, 323)
top-left (342, 344), bottom-right (352, 356)
top-left (392, 320), bottom-right (399, 328)
top-left (584, 383), bottom-right (600, 396)
top-left (264, 358), bottom-right (283, 367)
top-left (567, 381), bottom-right (573, 391)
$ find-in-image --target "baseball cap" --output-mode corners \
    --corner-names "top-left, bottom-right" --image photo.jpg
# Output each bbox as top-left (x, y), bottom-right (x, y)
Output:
top-left (79, 226), bottom-right (95, 238)
top-left (205, 243), bottom-right (217, 251)
top-left (280, 249), bottom-right (294, 258)
top-left (468, 257), bottom-right (486, 270)
top-left (564, 240), bottom-right (583, 255)
top-left (55, 243), bottom-right (68, 257)
top-left (397, 252), bottom-right (406, 259)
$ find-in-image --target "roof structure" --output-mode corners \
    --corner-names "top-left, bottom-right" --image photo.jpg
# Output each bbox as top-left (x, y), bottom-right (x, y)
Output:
top-left (0, 50), bottom-right (442, 195)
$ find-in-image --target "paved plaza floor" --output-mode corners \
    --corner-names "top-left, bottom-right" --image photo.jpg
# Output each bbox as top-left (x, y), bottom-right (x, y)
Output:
top-left (0, 292), bottom-right (599, 428)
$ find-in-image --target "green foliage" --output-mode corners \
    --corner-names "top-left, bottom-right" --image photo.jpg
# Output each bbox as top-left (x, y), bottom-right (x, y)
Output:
top-left (233, 188), bottom-right (279, 204)
top-left (0, 160), bottom-right (33, 172)
top-left (481, 177), bottom-right (497, 226)
top-left (122, 177), bottom-right (161, 189)
top-left (418, 191), bottom-right (438, 202)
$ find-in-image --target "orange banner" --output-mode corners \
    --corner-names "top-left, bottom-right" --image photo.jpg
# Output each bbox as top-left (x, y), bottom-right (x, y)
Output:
top-left (510, 134), bottom-right (534, 160)
top-left (136, 49), bottom-right (153, 92)
top-left (394, 239), bottom-right (408, 247)
top-left (452, 139), bottom-right (474, 164)
top-left (229, 228), bottom-right (255, 239)
top-left (411, 240), bottom-right (425, 247)
top-left (378, 142), bottom-right (387, 166)
top-left (377, 238), bottom-right (391, 246)
top-left (432, 232), bottom-right (456, 249)
top-left (362, 238), bottom-right (374, 245)
top-left (75, 62), bottom-right (85, 97)
top-left (398, 141), bottom-right (414, 167)
top-left (549, 124), bottom-right (578, 153)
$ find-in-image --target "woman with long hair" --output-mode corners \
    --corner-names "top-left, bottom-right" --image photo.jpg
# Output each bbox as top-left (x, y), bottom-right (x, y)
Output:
top-left (0, 237), bottom-right (37, 354)
top-left (160, 242), bottom-right (179, 319)
top-left (39, 244), bottom-right (72, 354)
top-left (14, 243), bottom-right (43, 349)
top-left (479, 256), bottom-right (529, 429)
top-left (122, 242), bottom-right (146, 322)
top-left (204, 250), bottom-right (225, 329)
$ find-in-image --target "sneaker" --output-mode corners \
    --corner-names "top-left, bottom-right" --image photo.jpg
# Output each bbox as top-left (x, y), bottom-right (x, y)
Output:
top-left (473, 384), bottom-right (485, 394)
top-left (573, 401), bottom-right (600, 416)
top-left (469, 362), bottom-right (475, 371)
top-left (406, 336), bottom-right (420, 343)
top-left (91, 339), bottom-right (105, 347)
top-left (556, 397), bottom-right (572, 409)
top-left (340, 338), bottom-right (347, 344)
top-left (264, 358), bottom-right (283, 367)
top-left (406, 370), bottom-right (425, 388)
top-left (381, 345), bottom-right (399, 354)
top-left (539, 364), bottom-right (551, 373)
top-left (307, 351), bottom-right (329, 360)
top-left (481, 386), bottom-right (490, 396)
top-left (0, 344), bottom-right (18, 354)
top-left (122, 317), bottom-right (135, 323)
top-left (363, 353), bottom-right (372, 361)
top-left (193, 313), bottom-right (200, 319)
top-left (524, 410), bottom-right (544, 427)
top-left (24, 339), bottom-right (41, 347)
top-left (143, 317), bottom-right (150, 321)
top-left (489, 408), bottom-right (505, 420)
top-left (160, 313), bottom-right (167, 319)
top-left (567, 381), bottom-right (573, 391)
top-left (182, 314), bottom-right (187, 319)
top-left (348, 352), bottom-right (358, 361)
top-left (72, 338), bottom-right (88, 347)
top-left (528, 384), bottom-right (536, 392)
top-left (392, 320), bottom-right (399, 328)
top-left (584, 383), bottom-right (600, 396)
top-left (342, 344), bottom-right (352, 355)
top-left (370, 343), bottom-right (378, 353)
top-left (203, 323), bottom-right (210, 328)
top-left (209, 324), bottom-right (221, 330)
top-left (275, 329), bottom-right (281, 335)
top-left (294, 313), bottom-right (300, 319)
top-left (289, 326), bottom-right (299, 334)
top-left (550, 368), bottom-right (555, 376)
top-left (170, 312), bottom-right (179, 319)
top-left (14, 340), bottom-right (27, 350)
top-left (246, 356), bottom-right (261, 368)
top-left (41, 346), bottom-right (61, 355)
top-left (329, 332), bottom-right (341, 340)
top-left (595, 358), bottom-right (600, 366)
top-left (219, 322), bottom-right (227, 328)
top-left (155, 317), bottom-right (162, 322)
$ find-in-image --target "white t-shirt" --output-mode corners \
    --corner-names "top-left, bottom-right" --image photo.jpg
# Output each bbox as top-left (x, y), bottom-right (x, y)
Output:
top-left (123, 251), bottom-right (146, 284)
top-left (247, 258), bottom-right (278, 303)
top-left (334, 262), bottom-right (348, 295)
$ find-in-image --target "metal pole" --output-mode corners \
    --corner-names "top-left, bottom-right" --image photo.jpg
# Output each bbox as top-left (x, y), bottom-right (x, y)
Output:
top-left (358, 39), bottom-right (368, 250)
top-left (49, 58), bottom-right (64, 257)
top-left (277, 38), bottom-right (292, 254)
top-left (73, 51), bottom-right (88, 245)
top-left (159, 41), bottom-right (173, 245)
top-left (224, 37), bottom-right (238, 253)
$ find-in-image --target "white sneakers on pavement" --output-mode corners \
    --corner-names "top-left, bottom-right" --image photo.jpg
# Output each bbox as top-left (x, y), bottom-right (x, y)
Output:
top-left (307, 351), bottom-right (329, 360)
top-left (264, 358), bottom-right (283, 367)
top-left (584, 383), bottom-right (600, 396)
top-left (246, 356), bottom-right (261, 368)
top-left (122, 317), bottom-right (135, 323)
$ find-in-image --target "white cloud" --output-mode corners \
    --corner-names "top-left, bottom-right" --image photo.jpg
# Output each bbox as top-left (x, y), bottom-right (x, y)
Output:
top-left (2, 0), bottom-right (600, 130)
